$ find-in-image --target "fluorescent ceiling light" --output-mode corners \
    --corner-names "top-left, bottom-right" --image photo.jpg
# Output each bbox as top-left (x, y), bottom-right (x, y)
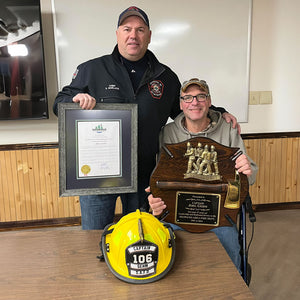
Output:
top-left (7, 44), bottom-right (28, 56)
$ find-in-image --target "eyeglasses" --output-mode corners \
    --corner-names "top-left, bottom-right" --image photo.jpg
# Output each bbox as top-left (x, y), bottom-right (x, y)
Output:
top-left (180, 94), bottom-right (209, 103)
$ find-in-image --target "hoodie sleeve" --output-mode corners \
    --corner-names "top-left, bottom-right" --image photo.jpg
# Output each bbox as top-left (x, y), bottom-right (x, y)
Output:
top-left (230, 127), bottom-right (258, 185)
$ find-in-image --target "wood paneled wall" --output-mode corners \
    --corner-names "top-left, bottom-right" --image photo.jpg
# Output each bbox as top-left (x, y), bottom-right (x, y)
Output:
top-left (0, 148), bottom-right (80, 222)
top-left (244, 136), bottom-right (300, 205)
top-left (0, 135), bottom-right (299, 222)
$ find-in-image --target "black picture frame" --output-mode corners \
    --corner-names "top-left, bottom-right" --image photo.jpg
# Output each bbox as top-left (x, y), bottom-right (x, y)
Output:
top-left (58, 103), bottom-right (137, 196)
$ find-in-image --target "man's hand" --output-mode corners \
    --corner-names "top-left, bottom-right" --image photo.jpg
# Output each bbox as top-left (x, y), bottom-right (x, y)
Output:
top-left (73, 93), bottom-right (96, 110)
top-left (145, 186), bottom-right (166, 216)
top-left (235, 154), bottom-right (252, 176)
top-left (222, 112), bottom-right (241, 135)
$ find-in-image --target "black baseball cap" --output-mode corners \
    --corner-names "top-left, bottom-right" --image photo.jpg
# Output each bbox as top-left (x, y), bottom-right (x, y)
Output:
top-left (117, 6), bottom-right (150, 27)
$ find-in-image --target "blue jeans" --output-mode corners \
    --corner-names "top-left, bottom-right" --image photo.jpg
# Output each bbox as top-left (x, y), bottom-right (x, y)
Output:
top-left (79, 190), bottom-right (147, 230)
top-left (170, 224), bottom-right (241, 273)
top-left (211, 226), bottom-right (241, 273)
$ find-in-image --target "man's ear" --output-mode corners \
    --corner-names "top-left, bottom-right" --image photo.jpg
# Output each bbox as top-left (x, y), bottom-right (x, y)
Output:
top-left (180, 101), bottom-right (183, 110)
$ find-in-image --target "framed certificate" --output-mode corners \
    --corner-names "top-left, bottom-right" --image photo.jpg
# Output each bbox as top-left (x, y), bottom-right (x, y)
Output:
top-left (58, 103), bottom-right (137, 196)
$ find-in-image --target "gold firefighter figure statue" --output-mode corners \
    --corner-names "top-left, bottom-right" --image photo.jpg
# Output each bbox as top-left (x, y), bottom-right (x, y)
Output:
top-left (210, 145), bottom-right (219, 175)
top-left (195, 142), bottom-right (204, 172)
top-left (184, 142), bottom-right (221, 181)
top-left (184, 142), bottom-right (196, 174)
top-left (198, 145), bottom-right (212, 175)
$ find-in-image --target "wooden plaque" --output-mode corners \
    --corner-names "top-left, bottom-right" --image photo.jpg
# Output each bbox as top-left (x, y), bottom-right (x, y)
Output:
top-left (150, 137), bottom-right (249, 233)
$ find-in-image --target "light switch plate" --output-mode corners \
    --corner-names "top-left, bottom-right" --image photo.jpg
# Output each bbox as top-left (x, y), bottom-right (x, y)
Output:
top-left (249, 91), bottom-right (260, 105)
top-left (260, 91), bottom-right (272, 104)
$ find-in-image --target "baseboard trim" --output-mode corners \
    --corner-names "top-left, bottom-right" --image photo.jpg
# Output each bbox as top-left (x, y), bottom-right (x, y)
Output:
top-left (1, 202), bottom-right (299, 230)
top-left (253, 202), bottom-right (300, 212)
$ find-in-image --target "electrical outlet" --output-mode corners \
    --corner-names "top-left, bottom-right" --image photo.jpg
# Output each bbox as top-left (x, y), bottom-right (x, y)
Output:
top-left (260, 91), bottom-right (272, 104)
top-left (249, 91), bottom-right (260, 105)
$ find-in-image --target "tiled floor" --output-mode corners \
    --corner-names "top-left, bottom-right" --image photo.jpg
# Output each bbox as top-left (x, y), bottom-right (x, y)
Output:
top-left (247, 209), bottom-right (300, 300)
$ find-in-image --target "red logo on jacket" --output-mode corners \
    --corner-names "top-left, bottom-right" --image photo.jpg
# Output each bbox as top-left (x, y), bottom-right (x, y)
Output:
top-left (148, 80), bottom-right (164, 99)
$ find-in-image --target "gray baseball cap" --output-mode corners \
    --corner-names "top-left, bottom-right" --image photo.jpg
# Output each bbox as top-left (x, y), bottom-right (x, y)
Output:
top-left (181, 78), bottom-right (210, 95)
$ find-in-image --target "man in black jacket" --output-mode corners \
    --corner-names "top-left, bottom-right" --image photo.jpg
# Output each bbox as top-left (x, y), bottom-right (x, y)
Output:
top-left (53, 6), bottom-right (239, 229)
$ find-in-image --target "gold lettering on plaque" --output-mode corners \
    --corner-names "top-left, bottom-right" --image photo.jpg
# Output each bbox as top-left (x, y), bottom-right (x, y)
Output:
top-left (184, 142), bottom-right (221, 181)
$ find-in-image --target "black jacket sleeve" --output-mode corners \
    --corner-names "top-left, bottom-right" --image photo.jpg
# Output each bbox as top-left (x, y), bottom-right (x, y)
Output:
top-left (210, 105), bottom-right (227, 114)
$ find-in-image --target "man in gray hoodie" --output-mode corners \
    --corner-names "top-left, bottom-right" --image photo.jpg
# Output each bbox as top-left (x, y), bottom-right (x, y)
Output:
top-left (147, 78), bottom-right (258, 273)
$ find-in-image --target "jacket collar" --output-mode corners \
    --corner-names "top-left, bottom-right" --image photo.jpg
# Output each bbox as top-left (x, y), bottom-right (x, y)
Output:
top-left (112, 45), bottom-right (165, 79)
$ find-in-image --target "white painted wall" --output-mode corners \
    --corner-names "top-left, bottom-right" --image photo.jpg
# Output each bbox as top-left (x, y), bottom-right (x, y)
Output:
top-left (241, 0), bottom-right (300, 133)
top-left (53, 0), bottom-right (251, 123)
top-left (0, 0), bottom-right (299, 145)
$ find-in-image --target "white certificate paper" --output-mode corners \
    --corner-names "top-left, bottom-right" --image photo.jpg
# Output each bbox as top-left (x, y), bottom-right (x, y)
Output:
top-left (77, 120), bottom-right (121, 178)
